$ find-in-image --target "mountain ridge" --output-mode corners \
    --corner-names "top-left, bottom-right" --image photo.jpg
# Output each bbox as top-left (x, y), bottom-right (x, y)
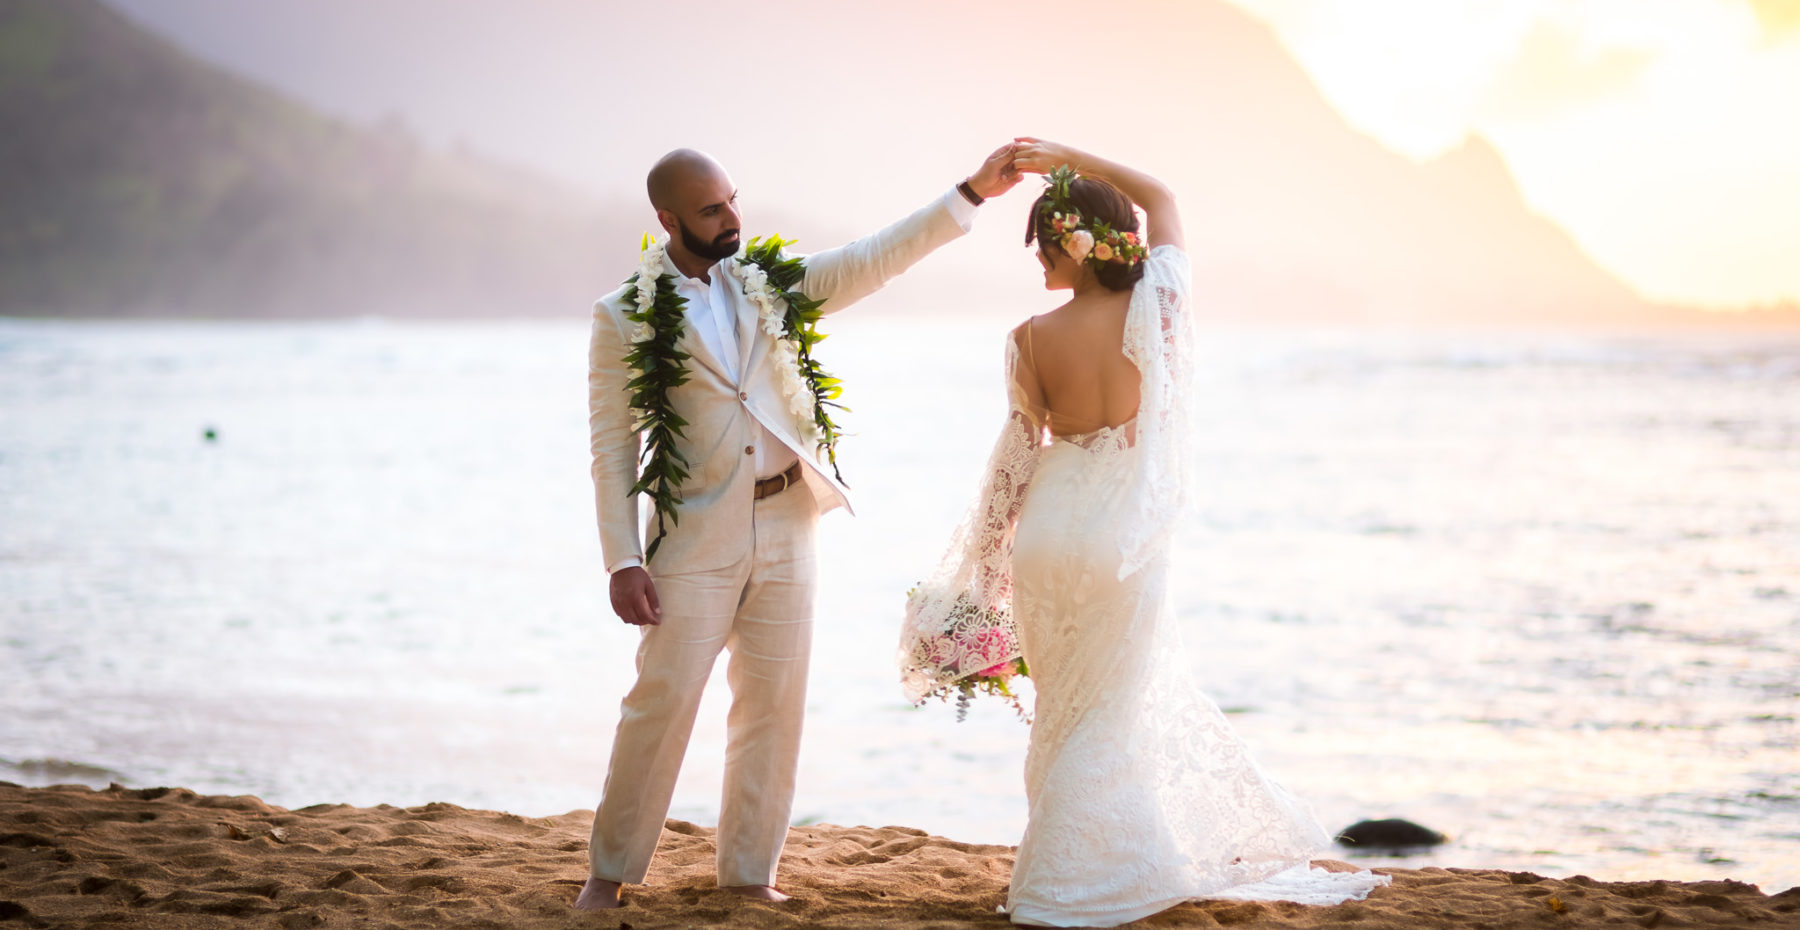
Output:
top-left (0, 0), bottom-right (629, 317)
top-left (3, 0), bottom-right (1792, 326)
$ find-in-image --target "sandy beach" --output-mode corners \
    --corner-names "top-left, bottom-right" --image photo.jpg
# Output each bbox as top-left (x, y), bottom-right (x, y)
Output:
top-left (1, 783), bottom-right (1792, 929)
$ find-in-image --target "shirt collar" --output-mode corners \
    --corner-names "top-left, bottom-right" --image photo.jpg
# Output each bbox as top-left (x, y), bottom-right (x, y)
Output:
top-left (664, 244), bottom-right (733, 289)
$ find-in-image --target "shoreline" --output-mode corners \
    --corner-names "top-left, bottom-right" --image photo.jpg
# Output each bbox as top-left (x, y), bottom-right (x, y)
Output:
top-left (2, 783), bottom-right (1794, 928)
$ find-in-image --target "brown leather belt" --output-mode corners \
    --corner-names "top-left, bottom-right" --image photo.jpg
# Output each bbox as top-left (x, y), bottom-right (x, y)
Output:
top-left (753, 462), bottom-right (803, 501)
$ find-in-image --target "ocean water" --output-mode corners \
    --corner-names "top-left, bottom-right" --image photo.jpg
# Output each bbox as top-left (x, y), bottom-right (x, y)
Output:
top-left (1, 316), bottom-right (1796, 892)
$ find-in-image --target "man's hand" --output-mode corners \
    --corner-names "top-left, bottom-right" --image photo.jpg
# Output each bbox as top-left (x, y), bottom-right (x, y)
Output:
top-left (609, 566), bottom-right (661, 626)
top-left (967, 142), bottom-right (1025, 201)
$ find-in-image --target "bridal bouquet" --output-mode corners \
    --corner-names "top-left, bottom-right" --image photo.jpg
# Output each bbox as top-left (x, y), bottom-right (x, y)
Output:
top-left (903, 586), bottom-right (1032, 723)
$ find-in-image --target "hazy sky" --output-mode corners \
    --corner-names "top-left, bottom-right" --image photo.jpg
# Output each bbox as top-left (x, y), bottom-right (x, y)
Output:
top-left (1221, 0), bottom-right (1800, 306)
top-left (105, 0), bottom-right (1799, 310)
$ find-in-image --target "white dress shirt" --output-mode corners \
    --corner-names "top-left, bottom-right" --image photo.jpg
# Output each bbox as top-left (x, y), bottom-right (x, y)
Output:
top-left (670, 261), bottom-right (800, 479)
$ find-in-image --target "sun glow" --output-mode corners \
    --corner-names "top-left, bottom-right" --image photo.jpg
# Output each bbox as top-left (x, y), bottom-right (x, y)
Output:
top-left (1222, 0), bottom-right (1800, 307)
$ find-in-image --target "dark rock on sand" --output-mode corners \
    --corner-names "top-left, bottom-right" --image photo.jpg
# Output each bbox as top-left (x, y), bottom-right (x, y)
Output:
top-left (1336, 818), bottom-right (1449, 851)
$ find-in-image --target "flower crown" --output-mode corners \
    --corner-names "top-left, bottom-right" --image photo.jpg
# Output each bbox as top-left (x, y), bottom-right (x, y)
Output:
top-left (1036, 164), bottom-right (1148, 268)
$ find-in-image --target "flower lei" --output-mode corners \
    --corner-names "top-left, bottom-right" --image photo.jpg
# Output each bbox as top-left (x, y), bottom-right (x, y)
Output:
top-left (733, 235), bottom-right (847, 487)
top-left (619, 234), bottom-right (846, 562)
top-left (1037, 164), bottom-right (1148, 267)
top-left (620, 235), bottom-right (693, 562)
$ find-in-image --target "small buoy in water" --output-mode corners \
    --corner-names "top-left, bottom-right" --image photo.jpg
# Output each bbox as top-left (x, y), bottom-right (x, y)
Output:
top-left (1335, 818), bottom-right (1447, 851)
top-left (202, 426), bottom-right (218, 442)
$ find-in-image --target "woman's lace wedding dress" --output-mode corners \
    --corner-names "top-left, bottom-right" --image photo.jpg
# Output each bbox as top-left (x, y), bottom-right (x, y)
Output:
top-left (901, 246), bottom-right (1389, 926)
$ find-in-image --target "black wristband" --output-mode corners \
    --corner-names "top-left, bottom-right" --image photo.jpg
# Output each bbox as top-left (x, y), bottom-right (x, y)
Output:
top-left (956, 179), bottom-right (984, 206)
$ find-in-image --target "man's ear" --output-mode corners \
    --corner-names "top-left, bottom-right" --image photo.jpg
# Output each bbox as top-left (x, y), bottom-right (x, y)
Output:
top-left (655, 209), bottom-right (677, 238)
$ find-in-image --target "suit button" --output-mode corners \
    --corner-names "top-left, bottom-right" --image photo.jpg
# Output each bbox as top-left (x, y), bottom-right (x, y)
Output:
top-left (739, 392), bottom-right (748, 401)
top-left (745, 445), bottom-right (755, 455)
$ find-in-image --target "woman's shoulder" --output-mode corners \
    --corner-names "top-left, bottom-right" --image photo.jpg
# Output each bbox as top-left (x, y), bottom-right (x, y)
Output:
top-left (1147, 243), bottom-right (1188, 266)
top-left (1006, 317), bottom-right (1039, 367)
top-left (1133, 244), bottom-right (1191, 293)
top-left (1008, 312), bottom-right (1051, 344)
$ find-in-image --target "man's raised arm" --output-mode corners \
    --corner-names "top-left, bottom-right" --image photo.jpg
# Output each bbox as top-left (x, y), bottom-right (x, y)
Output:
top-left (801, 143), bottom-right (1022, 313)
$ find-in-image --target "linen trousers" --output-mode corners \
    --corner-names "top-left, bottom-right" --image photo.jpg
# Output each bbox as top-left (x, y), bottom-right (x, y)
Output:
top-left (588, 485), bottom-right (818, 887)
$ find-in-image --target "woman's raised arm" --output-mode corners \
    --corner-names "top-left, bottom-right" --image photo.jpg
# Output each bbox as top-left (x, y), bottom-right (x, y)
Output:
top-left (1009, 138), bottom-right (1183, 252)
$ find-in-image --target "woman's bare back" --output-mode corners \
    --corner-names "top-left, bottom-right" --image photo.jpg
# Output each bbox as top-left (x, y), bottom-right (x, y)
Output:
top-left (1014, 290), bottom-right (1141, 437)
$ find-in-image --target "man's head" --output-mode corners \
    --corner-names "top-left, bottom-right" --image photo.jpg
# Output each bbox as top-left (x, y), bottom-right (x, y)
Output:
top-left (647, 149), bottom-right (741, 263)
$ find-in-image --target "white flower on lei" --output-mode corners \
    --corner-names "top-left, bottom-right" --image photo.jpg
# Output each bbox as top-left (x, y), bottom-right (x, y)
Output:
top-left (739, 261), bottom-right (768, 293)
top-left (632, 239), bottom-right (666, 319)
top-left (736, 263), bottom-right (788, 338)
top-left (638, 239), bottom-right (666, 277)
top-left (730, 257), bottom-right (820, 440)
top-left (774, 338), bottom-right (815, 425)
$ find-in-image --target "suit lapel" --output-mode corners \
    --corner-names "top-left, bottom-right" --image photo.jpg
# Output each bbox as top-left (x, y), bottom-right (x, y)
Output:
top-left (732, 267), bottom-right (763, 380)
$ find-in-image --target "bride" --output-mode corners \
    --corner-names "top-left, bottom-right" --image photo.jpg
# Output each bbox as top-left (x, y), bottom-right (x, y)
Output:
top-left (901, 139), bottom-right (1390, 926)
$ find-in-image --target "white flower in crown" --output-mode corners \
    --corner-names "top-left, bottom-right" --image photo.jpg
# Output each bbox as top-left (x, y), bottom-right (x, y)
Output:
top-left (1063, 229), bottom-right (1095, 263)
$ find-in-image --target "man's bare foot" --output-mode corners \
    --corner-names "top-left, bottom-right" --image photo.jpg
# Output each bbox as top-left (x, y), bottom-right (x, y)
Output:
top-left (723, 884), bottom-right (789, 903)
top-left (574, 876), bottom-right (622, 910)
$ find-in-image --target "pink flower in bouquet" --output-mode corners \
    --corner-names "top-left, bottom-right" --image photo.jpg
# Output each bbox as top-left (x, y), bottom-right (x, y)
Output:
top-left (979, 661), bottom-right (1016, 679)
top-left (970, 627), bottom-right (1016, 664)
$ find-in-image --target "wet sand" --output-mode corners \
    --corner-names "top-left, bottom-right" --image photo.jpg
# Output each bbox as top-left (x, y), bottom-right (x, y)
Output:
top-left (1, 783), bottom-right (1793, 928)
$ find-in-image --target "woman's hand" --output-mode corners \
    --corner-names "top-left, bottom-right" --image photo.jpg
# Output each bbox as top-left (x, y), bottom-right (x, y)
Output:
top-left (1007, 136), bottom-right (1184, 250)
top-left (967, 142), bottom-right (1026, 201)
top-left (1009, 136), bottom-right (1084, 176)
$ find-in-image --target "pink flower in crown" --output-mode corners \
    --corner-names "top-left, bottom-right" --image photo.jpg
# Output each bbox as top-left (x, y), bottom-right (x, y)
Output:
top-left (1121, 231), bottom-right (1139, 245)
top-left (1092, 241), bottom-right (1116, 263)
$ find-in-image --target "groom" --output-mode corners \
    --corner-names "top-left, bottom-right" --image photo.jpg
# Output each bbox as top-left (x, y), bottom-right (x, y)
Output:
top-left (578, 146), bottom-right (1021, 909)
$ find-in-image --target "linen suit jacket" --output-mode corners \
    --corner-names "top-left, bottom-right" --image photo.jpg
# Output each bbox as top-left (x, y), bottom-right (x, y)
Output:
top-left (589, 190), bottom-right (974, 575)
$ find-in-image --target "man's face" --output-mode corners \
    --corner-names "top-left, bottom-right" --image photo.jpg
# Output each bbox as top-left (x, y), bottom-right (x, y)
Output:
top-left (662, 167), bottom-right (742, 261)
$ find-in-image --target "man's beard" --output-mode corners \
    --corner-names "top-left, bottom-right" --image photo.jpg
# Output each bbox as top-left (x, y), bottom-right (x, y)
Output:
top-left (679, 220), bottom-right (741, 261)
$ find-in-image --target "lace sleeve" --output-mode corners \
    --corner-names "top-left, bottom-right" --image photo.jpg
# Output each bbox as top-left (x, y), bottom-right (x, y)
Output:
top-left (898, 335), bottom-right (1044, 703)
top-left (1117, 245), bottom-right (1195, 579)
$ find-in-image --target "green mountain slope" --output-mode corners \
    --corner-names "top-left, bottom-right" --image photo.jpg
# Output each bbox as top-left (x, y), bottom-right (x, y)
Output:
top-left (0, 0), bottom-right (622, 317)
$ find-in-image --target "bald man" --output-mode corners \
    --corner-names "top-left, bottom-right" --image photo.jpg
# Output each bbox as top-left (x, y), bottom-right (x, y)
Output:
top-left (579, 147), bottom-right (1022, 909)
